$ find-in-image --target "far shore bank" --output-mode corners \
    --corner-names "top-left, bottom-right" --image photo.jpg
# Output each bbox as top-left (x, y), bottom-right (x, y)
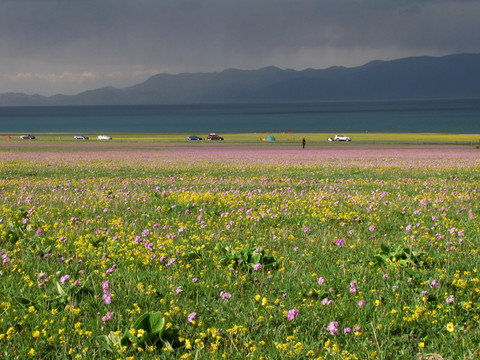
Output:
top-left (1, 132), bottom-right (480, 146)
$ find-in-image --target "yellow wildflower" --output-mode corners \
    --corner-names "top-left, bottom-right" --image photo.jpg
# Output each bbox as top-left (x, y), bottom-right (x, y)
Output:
top-left (447, 322), bottom-right (454, 332)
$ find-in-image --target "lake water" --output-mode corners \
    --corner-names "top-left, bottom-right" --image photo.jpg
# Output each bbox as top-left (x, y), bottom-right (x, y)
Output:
top-left (1, 99), bottom-right (480, 134)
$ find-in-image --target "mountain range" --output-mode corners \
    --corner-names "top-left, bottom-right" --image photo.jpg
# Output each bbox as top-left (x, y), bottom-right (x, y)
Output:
top-left (1, 53), bottom-right (479, 106)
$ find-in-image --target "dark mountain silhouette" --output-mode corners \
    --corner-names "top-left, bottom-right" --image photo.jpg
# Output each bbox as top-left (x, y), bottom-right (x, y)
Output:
top-left (1, 53), bottom-right (479, 106)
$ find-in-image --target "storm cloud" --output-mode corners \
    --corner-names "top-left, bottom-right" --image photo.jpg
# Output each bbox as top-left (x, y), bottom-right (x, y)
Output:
top-left (1, 0), bottom-right (479, 95)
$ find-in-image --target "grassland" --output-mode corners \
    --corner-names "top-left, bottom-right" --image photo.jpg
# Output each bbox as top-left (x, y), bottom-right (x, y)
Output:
top-left (2, 132), bottom-right (480, 145)
top-left (1, 143), bottom-right (480, 359)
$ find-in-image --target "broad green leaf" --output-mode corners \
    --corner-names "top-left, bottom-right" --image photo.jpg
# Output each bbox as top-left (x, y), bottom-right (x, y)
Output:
top-left (374, 255), bottom-right (387, 265)
top-left (131, 312), bottom-right (150, 331)
top-left (251, 253), bottom-right (261, 264)
top-left (148, 312), bottom-right (165, 336)
top-left (98, 332), bottom-right (122, 353)
top-left (54, 280), bottom-right (68, 297)
top-left (380, 244), bottom-right (390, 254)
top-left (121, 329), bottom-right (138, 346)
top-left (12, 296), bottom-right (35, 307)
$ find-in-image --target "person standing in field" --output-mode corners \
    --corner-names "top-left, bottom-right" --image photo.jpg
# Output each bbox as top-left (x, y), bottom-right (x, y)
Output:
top-left (302, 138), bottom-right (306, 149)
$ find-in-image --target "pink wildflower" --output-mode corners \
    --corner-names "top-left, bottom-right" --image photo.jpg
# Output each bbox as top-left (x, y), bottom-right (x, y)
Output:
top-left (102, 293), bottom-right (112, 305)
top-left (60, 275), bottom-right (71, 285)
top-left (327, 321), bottom-right (339, 335)
top-left (187, 312), bottom-right (197, 323)
top-left (106, 264), bottom-right (117, 274)
top-left (2, 254), bottom-right (11, 264)
top-left (220, 291), bottom-right (231, 300)
top-left (349, 280), bottom-right (357, 293)
top-left (322, 298), bottom-right (333, 305)
top-left (165, 258), bottom-right (176, 267)
top-left (287, 309), bottom-right (299, 321)
top-left (102, 312), bottom-right (114, 323)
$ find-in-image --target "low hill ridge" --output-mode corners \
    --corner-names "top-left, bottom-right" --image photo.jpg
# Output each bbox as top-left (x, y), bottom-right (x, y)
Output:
top-left (1, 53), bottom-right (479, 106)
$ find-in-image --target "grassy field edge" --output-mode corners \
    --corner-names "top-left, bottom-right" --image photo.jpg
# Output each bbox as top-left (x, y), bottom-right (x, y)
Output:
top-left (2, 132), bottom-right (480, 145)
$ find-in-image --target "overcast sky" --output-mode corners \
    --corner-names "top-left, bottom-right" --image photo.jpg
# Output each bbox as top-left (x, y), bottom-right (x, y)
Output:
top-left (1, 0), bottom-right (479, 95)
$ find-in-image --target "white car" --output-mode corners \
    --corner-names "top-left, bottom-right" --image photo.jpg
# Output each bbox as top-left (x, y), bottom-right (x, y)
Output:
top-left (98, 135), bottom-right (112, 140)
top-left (334, 134), bottom-right (351, 141)
top-left (74, 135), bottom-right (89, 140)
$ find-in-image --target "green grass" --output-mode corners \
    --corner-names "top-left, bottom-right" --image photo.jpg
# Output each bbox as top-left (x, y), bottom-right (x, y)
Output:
top-left (2, 132), bottom-right (480, 145)
top-left (1, 150), bottom-right (480, 359)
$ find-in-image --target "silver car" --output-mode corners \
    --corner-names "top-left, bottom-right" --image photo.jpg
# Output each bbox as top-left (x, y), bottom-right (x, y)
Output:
top-left (334, 135), bottom-right (351, 141)
top-left (98, 135), bottom-right (112, 140)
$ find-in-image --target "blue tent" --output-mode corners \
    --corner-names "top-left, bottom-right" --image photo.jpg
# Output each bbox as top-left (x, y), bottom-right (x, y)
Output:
top-left (266, 135), bottom-right (276, 141)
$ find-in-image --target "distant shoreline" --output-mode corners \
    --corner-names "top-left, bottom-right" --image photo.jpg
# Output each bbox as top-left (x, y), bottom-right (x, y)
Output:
top-left (1, 132), bottom-right (480, 150)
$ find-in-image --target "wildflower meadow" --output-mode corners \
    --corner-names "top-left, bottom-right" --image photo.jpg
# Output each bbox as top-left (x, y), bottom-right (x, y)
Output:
top-left (1, 144), bottom-right (480, 359)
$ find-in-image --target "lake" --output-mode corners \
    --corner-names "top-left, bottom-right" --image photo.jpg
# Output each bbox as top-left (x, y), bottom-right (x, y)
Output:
top-left (1, 99), bottom-right (480, 133)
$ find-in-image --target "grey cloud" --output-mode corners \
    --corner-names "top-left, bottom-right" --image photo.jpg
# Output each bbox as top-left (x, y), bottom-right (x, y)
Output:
top-left (1, 0), bottom-right (479, 94)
